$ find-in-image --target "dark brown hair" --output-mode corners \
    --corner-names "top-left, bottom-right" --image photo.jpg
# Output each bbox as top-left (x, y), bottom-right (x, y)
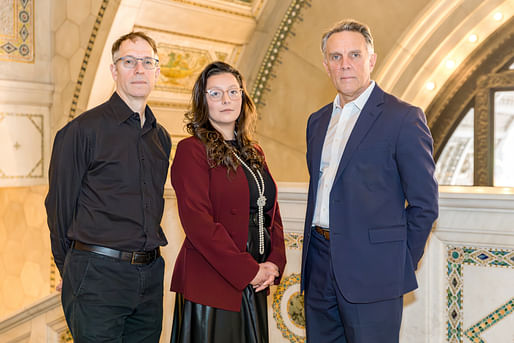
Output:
top-left (111, 32), bottom-right (158, 60)
top-left (186, 61), bottom-right (263, 171)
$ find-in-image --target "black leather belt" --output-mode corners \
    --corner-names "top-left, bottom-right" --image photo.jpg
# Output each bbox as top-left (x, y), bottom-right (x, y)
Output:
top-left (313, 226), bottom-right (330, 240)
top-left (73, 241), bottom-right (160, 265)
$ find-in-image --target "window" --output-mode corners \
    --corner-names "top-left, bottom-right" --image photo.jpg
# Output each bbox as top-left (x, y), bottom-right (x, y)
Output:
top-left (436, 108), bottom-right (474, 185)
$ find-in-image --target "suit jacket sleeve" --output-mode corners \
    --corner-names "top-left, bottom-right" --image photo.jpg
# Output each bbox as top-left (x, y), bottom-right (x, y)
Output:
top-left (171, 139), bottom-right (260, 291)
top-left (396, 106), bottom-right (439, 268)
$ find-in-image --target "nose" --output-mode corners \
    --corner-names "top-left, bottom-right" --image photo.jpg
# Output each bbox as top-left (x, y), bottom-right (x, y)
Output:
top-left (221, 90), bottom-right (231, 103)
top-left (337, 56), bottom-right (351, 69)
top-left (134, 60), bottom-right (146, 73)
top-left (337, 56), bottom-right (350, 69)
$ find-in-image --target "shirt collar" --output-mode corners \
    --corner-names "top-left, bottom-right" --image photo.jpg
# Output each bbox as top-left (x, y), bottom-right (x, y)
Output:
top-left (333, 80), bottom-right (376, 112)
top-left (109, 92), bottom-right (156, 127)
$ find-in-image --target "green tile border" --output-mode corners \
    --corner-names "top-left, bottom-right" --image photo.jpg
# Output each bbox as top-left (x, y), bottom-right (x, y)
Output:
top-left (447, 245), bottom-right (514, 342)
top-left (463, 298), bottom-right (514, 343)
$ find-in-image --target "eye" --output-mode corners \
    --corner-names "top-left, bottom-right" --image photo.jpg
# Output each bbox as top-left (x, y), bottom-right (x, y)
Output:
top-left (330, 54), bottom-right (341, 61)
top-left (143, 58), bottom-right (154, 67)
top-left (228, 89), bottom-right (240, 97)
top-left (351, 52), bottom-right (361, 58)
top-left (123, 57), bottom-right (136, 66)
top-left (208, 90), bottom-right (222, 98)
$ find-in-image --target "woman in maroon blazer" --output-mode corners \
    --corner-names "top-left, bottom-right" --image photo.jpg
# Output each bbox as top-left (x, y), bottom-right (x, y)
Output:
top-left (170, 61), bottom-right (286, 343)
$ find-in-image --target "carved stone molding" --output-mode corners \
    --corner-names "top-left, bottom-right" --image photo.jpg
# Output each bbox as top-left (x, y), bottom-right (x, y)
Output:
top-left (474, 71), bottom-right (514, 185)
top-left (427, 17), bottom-right (514, 162)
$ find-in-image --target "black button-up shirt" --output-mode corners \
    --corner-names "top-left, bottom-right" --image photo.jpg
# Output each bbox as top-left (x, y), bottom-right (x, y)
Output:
top-left (45, 92), bottom-right (172, 275)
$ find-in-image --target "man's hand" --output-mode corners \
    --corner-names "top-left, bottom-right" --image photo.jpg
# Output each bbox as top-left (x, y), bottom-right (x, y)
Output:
top-left (56, 280), bottom-right (63, 292)
top-left (250, 262), bottom-right (279, 292)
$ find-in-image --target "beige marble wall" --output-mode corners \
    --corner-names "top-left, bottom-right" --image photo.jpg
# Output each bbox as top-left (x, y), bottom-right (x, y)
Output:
top-left (0, 185), bottom-right (52, 319)
top-left (51, 0), bottom-right (104, 136)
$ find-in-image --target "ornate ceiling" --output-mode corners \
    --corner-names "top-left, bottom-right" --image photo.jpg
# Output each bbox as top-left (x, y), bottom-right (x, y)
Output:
top-left (52, 0), bottom-right (514, 181)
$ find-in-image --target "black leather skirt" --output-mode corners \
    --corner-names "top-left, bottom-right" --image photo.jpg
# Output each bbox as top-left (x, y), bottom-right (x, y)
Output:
top-left (171, 217), bottom-right (271, 343)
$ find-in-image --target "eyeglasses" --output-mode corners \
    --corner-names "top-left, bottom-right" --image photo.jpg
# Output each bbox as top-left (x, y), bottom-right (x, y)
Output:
top-left (114, 56), bottom-right (159, 70)
top-left (205, 88), bottom-right (243, 101)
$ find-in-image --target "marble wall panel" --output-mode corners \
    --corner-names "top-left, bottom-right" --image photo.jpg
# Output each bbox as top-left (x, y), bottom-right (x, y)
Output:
top-left (0, 113), bottom-right (44, 184)
top-left (0, 185), bottom-right (51, 320)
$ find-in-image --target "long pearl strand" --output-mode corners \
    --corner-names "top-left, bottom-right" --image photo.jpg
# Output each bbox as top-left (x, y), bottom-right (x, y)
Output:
top-left (232, 151), bottom-right (266, 255)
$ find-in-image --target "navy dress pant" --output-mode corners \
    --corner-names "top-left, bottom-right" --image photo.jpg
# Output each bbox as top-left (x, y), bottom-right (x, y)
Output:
top-left (304, 229), bottom-right (403, 343)
top-left (61, 248), bottom-right (164, 343)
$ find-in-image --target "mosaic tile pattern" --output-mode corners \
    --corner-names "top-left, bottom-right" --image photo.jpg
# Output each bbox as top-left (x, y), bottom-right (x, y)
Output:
top-left (447, 246), bottom-right (514, 342)
top-left (272, 273), bottom-right (305, 343)
top-left (0, 0), bottom-right (34, 62)
top-left (60, 329), bottom-right (73, 342)
top-left (251, 0), bottom-right (310, 107)
top-left (284, 232), bottom-right (303, 249)
top-left (463, 298), bottom-right (514, 343)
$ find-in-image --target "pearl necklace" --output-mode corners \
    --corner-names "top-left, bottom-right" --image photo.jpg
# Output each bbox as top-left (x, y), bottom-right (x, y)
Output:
top-left (232, 151), bottom-right (266, 255)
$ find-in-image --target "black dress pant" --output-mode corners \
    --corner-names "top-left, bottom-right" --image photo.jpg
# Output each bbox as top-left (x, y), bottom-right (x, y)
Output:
top-left (61, 248), bottom-right (165, 343)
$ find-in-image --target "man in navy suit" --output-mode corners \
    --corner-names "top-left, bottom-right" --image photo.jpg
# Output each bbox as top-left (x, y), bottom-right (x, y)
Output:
top-left (301, 19), bottom-right (438, 343)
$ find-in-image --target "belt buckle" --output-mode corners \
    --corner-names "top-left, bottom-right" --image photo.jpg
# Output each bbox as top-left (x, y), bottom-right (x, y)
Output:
top-left (131, 252), bottom-right (140, 264)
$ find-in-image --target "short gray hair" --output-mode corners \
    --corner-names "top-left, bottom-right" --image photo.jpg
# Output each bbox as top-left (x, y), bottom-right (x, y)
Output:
top-left (321, 19), bottom-right (374, 55)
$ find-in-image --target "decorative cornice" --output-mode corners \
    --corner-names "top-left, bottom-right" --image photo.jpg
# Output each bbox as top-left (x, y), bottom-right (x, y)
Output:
top-left (134, 25), bottom-right (244, 46)
top-left (0, 80), bottom-right (53, 106)
top-left (169, 0), bottom-right (254, 18)
top-left (0, 293), bottom-right (61, 333)
top-left (147, 100), bottom-right (190, 109)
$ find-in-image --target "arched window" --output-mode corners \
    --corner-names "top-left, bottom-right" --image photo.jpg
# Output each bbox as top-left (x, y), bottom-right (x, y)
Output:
top-left (428, 19), bottom-right (514, 187)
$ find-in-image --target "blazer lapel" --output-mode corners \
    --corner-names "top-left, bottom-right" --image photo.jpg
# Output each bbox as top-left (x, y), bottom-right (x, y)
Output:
top-left (310, 106), bottom-right (332, 192)
top-left (333, 86), bottom-right (385, 182)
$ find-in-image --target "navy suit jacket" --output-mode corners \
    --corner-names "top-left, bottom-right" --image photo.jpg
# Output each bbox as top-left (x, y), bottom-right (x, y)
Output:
top-left (301, 85), bottom-right (438, 303)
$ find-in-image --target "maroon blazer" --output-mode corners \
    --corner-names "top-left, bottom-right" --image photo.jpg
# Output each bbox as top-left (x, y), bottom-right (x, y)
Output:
top-left (170, 136), bottom-right (286, 312)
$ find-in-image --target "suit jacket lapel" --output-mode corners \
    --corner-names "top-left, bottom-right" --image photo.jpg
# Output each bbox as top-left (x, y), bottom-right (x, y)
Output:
top-left (310, 106), bottom-right (332, 194)
top-left (333, 86), bottom-right (385, 182)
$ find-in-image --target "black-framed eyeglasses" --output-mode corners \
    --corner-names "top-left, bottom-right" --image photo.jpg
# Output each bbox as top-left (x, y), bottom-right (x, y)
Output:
top-left (114, 56), bottom-right (159, 70)
top-left (205, 88), bottom-right (243, 101)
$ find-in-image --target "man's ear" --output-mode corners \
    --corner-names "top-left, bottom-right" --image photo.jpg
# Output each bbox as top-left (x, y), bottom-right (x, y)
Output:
top-left (322, 57), bottom-right (329, 75)
top-left (110, 63), bottom-right (117, 81)
top-left (369, 53), bottom-right (377, 72)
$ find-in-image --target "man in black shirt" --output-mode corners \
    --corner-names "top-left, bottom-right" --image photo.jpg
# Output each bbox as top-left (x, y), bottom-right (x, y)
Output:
top-left (45, 31), bottom-right (171, 342)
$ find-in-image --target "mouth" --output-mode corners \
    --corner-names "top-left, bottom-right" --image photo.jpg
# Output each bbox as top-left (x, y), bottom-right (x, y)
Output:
top-left (220, 109), bottom-right (234, 112)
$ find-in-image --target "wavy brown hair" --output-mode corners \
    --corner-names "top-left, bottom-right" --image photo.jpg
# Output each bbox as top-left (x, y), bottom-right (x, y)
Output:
top-left (185, 61), bottom-right (263, 171)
